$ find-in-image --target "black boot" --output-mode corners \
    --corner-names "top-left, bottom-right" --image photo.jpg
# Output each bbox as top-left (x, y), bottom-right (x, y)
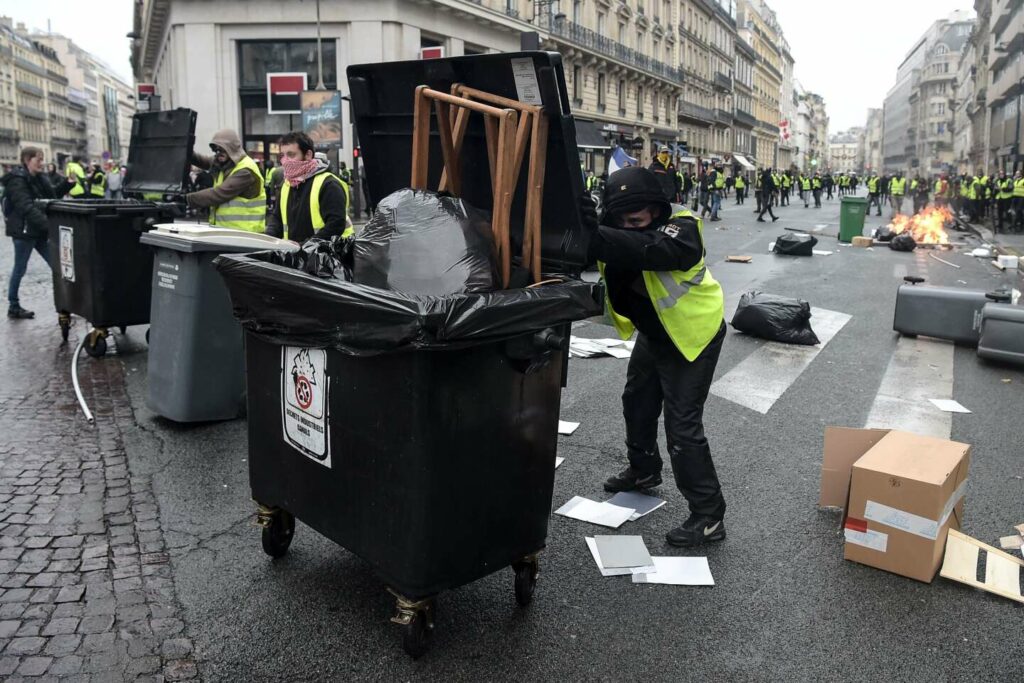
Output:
top-left (604, 466), bottom-right (663, 493)
top-left (666, 514), bottom-right (726, 547)
top-left (7, 305), bottom-right (35, 319)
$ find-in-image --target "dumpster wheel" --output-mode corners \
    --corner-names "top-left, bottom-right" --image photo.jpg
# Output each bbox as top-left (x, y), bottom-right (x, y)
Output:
top-left (58, 312), bottom-right (71, 343)
top-left (84, 329), bottom-right (108, 358)
top-left (257, 506), bottom-right (295, 558)
top-left (388, 590), bottom-right (435, 659)
top-left (512, 554), bottom-right (540, 607)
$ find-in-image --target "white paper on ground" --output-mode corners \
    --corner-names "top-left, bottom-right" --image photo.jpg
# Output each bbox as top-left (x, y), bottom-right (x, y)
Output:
top-left (927, 398), bottom-right (971, 414)
top-left (585, 537), bottom-right (655, 576)
top-left (631, 556), bottom-right (715, 586)
top-left (812, 250), bottom-right (833, 256)
top-left (606, 491), bottom-right (667, 521)
top-left (604, 346), bottom-right (632, 359)
top-left (593, 535), bottom-right (654, 568)
top-left (555, 496), bottom-right (635, 528)
top-left (555, 457), bottom-right (564, 469)
top-left (558, 420), bottom-right (580, 435)
top-left (569, 336), bottom-right (633, 359)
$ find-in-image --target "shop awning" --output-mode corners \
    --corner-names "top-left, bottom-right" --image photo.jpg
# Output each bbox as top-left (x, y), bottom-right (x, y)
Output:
top-left (733, 154), bottom-right (755, 170)
top-left (678, 156), bottom-right (697, 165)
top-left (574, 119), bottom-right (611, 149)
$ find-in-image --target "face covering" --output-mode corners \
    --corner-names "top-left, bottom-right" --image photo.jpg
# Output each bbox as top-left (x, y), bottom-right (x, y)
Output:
top-left (282, 156), bottom-right (320, 188)
top-left (658, 153), bottom-right (669, 165)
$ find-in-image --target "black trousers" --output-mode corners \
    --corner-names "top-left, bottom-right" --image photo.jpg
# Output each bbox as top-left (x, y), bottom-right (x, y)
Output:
top-left (781, 187), bottom-right (789, 205)
top-left (622, 324), bottom-right (727, 519)
top-left (996, 198), bottom-right (1011, 232)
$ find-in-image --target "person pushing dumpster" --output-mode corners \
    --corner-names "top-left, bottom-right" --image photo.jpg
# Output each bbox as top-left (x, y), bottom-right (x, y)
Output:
top-left (265, 131), bottom-right (351, 242)
top-left (185, 128), bottom-right (266, 233)
top-left (582, 165), bottom-right (728, 548)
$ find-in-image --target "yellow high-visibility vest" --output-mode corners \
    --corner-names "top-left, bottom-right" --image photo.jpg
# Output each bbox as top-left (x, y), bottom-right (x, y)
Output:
top-left (278, 171), bottom-right (353, 239)
top-left (210, 156), bottom-right (266, 233)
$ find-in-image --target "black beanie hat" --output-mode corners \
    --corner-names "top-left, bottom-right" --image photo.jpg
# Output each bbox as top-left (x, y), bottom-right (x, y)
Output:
top-left (600, 166), bottom-right (672, 225)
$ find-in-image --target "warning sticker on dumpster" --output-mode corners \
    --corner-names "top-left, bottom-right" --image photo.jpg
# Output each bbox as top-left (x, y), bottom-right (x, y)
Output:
top-left (281, 347), bottom-right (331, 467)
top-left (59, 226), bottom-right (74, 282)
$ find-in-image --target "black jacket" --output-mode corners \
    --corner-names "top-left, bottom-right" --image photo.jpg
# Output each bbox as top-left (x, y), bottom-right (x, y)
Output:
top-left (647, 159), bottom-right (680, 201)
top-left (2, 166), bottom-right (73, 240)
top-left (759, 170), bottom-right (776, 193)
top-left (265, 170), bottom-right (348, 242)
top-left (591, 211), bottom-right (704, 342)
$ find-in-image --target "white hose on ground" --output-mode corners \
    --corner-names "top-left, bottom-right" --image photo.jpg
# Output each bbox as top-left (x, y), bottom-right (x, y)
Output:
top-left (71, 334), bottom-right (94, 424)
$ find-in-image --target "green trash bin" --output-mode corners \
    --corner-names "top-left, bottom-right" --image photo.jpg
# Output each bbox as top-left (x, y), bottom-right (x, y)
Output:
top-left (839, 196), bottom-right (868, 242)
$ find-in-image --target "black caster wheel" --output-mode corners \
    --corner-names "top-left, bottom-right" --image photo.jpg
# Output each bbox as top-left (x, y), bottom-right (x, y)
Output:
top-left (401, 607), bottom-right (434, 659)
top-left (84, 333), bottom-right (107, 358)
top-left (513, 558), bottom-right (539, 607)
top-left (261, 510), bottom-right (295, 558)
top-left (59, 318), bottom-right (70, 343)
top-left (118, 326), bottom-right (127, 335)
top-left (145, 328), bottom-right (150, 344)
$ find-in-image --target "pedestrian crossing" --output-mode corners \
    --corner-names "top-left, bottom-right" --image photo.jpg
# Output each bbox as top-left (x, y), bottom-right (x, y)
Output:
top-left (864, 336), bottom-right (955, 439)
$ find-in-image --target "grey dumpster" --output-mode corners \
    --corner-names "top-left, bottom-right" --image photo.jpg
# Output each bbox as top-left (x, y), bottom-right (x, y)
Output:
top-left (140, 224), bottom-right (298, 422)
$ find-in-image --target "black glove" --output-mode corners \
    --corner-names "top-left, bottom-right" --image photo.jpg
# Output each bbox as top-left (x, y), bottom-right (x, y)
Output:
top-left (579, 194), bottom-right (599, 233)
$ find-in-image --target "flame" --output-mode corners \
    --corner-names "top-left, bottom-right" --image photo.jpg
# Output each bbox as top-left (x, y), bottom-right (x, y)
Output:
top-left (887, 206), bottom-right (952, 245)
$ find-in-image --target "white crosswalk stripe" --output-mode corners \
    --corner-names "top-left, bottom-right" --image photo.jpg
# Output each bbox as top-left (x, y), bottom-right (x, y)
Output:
top-left (710, 308), bottom-right (852, 414)
top-left (864, 335), bottom-right (955, 439)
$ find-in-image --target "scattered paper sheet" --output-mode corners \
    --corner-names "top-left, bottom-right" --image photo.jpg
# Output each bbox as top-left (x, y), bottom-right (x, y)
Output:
top-left (998, 535), bottom-right (1023, 550)
top-left (812, 250), bottom-right (833, 256)
top-left (555, 496), bottom-right (635, 528)
top-left (606, 491), bottom-right (667, 521)
top-left (585, 537), bottom-right (655, 576)
top-left (631, 556), bottom-right (715, 586)
top-left (555, 457), bottom-right (564, 469)
top-left (928, 398), bottom-right (971, 414)
top-left (569, 337), bottom-right (634, 359)
top-left (558, 420), bottom-right (580, 435)
top-left (594, 535), bottom-right (654, 569)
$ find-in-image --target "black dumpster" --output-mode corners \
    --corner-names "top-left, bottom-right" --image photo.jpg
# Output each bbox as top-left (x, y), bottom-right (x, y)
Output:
top-left (45, 108), bottom-right (196, 355)
top-left (215, 52), bottom-right (599, 658)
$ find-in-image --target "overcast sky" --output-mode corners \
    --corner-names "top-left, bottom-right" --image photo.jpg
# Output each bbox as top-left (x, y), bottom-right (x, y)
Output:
top-left (0, 0), bottom-right (977, 134)
top-left (0, 0), bottom-right (134, 83)
top-left (769, 0), bottom-right (974, 133)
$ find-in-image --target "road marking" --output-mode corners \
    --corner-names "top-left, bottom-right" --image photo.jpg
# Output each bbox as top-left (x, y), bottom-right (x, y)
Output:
top-left (711, 308), bottom-right (852, 414)
top-left (864, 336), bottom-right (954, 439)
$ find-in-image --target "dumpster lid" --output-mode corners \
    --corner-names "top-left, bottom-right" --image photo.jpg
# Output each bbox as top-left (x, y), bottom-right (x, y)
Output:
top-left (347, 52), bottom-right (590, 275)
top-left (140, 223), bottom-right (299, 253)
top-left (123, 108), bottom-right (197, 196)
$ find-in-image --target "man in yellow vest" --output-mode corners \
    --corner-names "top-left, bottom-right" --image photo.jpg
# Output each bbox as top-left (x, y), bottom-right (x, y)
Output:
top-left (1013, 170), bottom-right (1024, 233)
top-left (889, 172), bottom-right (907, 217)
top-left (994, 170), bottom-right (1014, 234)
top-left (734, 173), bottom-right (745, 205)
top-left (581, 166), bottom-right (727, 548)
top-left (866, 174), bottom-right (882, 216)
top-left (265, 132), bottom-right (351, 242)
top-left (64, 156), bottom-right (87, 197)
top-left (186, 129), bottom-right (266, 232)
top-left (88, 163), bottom-right (106, 197)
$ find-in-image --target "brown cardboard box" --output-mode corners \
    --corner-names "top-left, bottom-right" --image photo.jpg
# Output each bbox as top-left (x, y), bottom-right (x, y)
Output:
top-left (819, 428), bottom-right (970, 583)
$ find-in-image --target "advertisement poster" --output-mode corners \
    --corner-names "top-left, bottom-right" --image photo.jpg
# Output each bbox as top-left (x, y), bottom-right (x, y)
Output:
top-left (301, 91), bottom-right (343, 148)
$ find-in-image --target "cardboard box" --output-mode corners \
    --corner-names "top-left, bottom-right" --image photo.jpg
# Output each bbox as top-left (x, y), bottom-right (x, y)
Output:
top-left (819, 428), bottom-right (970, 583)
top-left (852, 236), bottom-right (874, 248)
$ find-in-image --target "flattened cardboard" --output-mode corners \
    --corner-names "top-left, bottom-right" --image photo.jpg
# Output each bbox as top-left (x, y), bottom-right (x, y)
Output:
top-left (819, 427), bottom-right (889, 508)
top-left (844, 430), bottom-right (970, 583)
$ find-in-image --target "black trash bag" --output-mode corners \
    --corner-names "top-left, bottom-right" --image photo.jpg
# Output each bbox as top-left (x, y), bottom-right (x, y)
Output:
top-left (873, 227), bottom-right (895, 242)
top-left (730, 291), bottom-right (820, 345)
top-left (889, 233), bottom-right (917, 252)
top-left (258, 236), bottom-right (353, 280)
top-left (773, 233), bottom-right (818, 256)
top-left (353, 188), bottom-right (498, 295)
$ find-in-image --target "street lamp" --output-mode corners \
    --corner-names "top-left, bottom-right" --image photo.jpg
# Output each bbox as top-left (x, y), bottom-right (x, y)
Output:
top-left (993, 42), bottom-right (1022, 173)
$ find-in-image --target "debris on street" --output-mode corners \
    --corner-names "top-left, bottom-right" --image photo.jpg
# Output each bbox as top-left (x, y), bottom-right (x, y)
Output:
top-left (632, 557), bottom-right (715, 586)
top-left (731, 291), bottom-right (820, 345)
top-left (606, 491), bottom-right (667, 521)
top-left (927, 398), bottom-right (971, 414)
top-left (556, 496), bottom-right (635, 528)
top-left (940, 530), bottom-right (1024, 604)
top-left (558, 420), bottom-right (580, 435)
top-left (726, 255), bottom-right (753, 263)
top-left (569, 336), bottom-right (634, 358)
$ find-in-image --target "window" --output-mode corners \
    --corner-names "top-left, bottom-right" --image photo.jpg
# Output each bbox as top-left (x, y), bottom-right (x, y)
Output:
top-left (238, 40), bottom-right (337, 89)
top-left (598, 72), bottom-right (606, 109)
top-left (572, 64), bottom-right (582, 102)
top-left (619, 23), bottom-right (626, 43)
top-left (573, 0), bottom-right (582, 24)
top-left (597, 12), bottom-right (606, 35)
top-left (637, 85), bottom-right (644, 118)
top-left (618, 78), bottom-right (626, 114)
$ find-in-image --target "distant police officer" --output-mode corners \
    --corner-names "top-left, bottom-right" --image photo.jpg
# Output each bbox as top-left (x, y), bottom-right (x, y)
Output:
top-left (582, 166), bottom-right (727, 548)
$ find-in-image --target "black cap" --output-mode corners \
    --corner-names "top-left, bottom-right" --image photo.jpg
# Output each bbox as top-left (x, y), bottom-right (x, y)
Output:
top-left (600, 166), bottom-right (672, 224)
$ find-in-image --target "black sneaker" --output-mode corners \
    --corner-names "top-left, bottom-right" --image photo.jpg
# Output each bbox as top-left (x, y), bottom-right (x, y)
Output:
top-left (7, 306), bottom-right (34, 319)
top-left (666, 515), bottom-right (726, 547)
top-left (603, 467), bottom-right (662, 493)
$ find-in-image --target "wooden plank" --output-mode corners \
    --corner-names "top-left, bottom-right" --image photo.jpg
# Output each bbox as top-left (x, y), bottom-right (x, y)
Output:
top-left (482, 115), bottom-right (498, 200)
top-left (410, 85), bottom-right (431, 189)
top-left (491, 109), bottom-right (517, 288)
top-left (455, 84), bottom-right (544, 115)
top-left (940, 529), bottom-right (1024, 604)
top-left (432, 99), bottom-right (459, 196)
top-left (522, 111), bottom-right (548, 283)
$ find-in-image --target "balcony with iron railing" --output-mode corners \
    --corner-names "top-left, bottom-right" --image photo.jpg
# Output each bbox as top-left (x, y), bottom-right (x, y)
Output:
top-left (714, 71), bottom-right (732, 91)
top-left (679, 101), bottom-right (714, 123)
top-left (678, 22), bottom-right (708, 47)
top-left (17, 104), bottom-right (47, 121)
top-left (536, 15), bottom-right (685, 83)
top-left (733, 108), bottom-right (757, 127)
top-left (14, 57), bottom-right (47, 78)
top-left (713, 108), bottom-right (733, 126)
top-left (0, 128), bottom-right (19, 142)
top-left (17, 80), bottom-right (45, 98)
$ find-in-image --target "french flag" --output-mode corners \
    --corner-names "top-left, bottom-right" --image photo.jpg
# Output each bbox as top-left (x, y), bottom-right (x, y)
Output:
top-left (608, 146), bottom-right (637, 175)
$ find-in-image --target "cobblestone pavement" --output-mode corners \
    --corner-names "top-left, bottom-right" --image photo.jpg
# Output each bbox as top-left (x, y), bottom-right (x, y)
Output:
top-left (0, 237), bottom-right (199, 682)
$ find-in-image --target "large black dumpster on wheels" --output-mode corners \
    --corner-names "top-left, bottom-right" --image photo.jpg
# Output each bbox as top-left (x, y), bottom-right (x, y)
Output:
top-left (215, 52), bottom-right (600, 658)
top-left (45, 108), bottom-right (196, 355)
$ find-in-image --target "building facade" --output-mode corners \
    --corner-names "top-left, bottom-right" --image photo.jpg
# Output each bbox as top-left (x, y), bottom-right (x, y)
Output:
top-left (737, 0), bottom-right (782, 169)
top-left (828, 129), bottom-right (860, 174)
top-left (732, 35), bottom-right (757, 168)
top-left (862, 107), bottom-right (883, 173)
top-left (0, 17), bottom-right (85, 167)
top-left (777, 37), bottom-right (794, 170)
top-left (987, 0), bottom-right (1023, 171)
top-left (804, 91), bottom-right (828, 169)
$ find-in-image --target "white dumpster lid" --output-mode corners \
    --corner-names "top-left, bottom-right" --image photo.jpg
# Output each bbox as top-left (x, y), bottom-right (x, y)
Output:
top-left (149, 223), bottom-right (299, 251)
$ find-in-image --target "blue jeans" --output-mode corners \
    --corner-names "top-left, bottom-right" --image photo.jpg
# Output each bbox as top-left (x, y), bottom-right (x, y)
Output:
top-left (710, 191), bottom-right (722, 219)
top-left (8, 237), bottom-right (49, 308)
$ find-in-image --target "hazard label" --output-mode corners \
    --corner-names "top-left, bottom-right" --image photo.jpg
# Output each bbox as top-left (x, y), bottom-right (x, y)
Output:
top-left (59, 226), bottom-right (75, 282)
top-left (281, 346), bottom-right (330, 467)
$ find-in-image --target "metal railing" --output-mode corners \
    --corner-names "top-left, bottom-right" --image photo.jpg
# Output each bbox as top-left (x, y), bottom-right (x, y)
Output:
top-left (733, 108), bottom-right (757, 127)
top-left (16, 80), bottom-right (45, 97)
top-left (714, 72), bottom-right (732, 91)
top-left (0, 128), bottom-right (19, 142)
top-left (18, 105), bottom-right (47, 121)
top-left (539, 16), bottom-right (684, 83)
top-left (679, 101), bottom-right (714, 122)
top-left (714, 107), bottom-right (733, 125)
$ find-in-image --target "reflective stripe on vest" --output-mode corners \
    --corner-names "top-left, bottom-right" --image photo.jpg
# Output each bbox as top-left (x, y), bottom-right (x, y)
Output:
top-left (66, 162), bottom-right (86, 197)
top-left (89, 173), bottom-right (105, 197)
top-left (598, 207), bottom-right (724, 362)
top-left (279, 171), bottom-right (353, 239)
top-left (210, 156), bottom-right (266, 233)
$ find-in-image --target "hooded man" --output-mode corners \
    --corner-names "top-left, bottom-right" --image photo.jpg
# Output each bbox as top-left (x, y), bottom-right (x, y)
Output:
top-left (4, 146), bottom-right (74, 319)
top-left (266, 131), bottom-right (351, 243)
top-left (580, 166), bottom-right (728, 548)
top-left (186, 129), bottom-right (266, 232)
top-left (647, 144), bottom-right (680, 202)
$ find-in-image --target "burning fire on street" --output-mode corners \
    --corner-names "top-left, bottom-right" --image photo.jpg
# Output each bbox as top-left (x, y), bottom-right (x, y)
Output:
top-left (887, 206), bottom-right (954, 245)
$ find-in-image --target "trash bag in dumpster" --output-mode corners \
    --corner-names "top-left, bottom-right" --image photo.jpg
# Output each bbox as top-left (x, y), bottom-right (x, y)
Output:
top-left (730, 290), bottom-right (820, 345)
top-left (353, 188), bottom-right (498, 295)
top-left (214, 251), bottom-right (602, 355)
top-left (262, 235), bottom-right (353, 280)
top-left (873, 226), bottom-right (895, 242)
top-left (773, 232), bottom-right (818, 256)
top-left (889, 233), bottom-right (917, 252)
